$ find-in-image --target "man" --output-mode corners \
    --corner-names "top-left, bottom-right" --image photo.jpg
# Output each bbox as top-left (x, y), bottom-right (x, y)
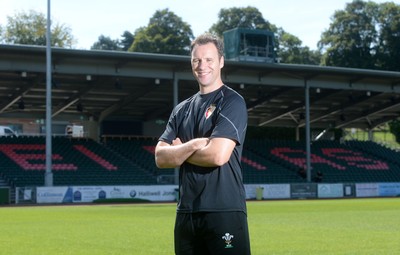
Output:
top-left (155, 33), bottom-right (251, 255)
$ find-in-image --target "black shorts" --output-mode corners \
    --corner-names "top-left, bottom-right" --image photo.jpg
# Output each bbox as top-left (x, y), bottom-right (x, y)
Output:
top-left (174, 211), bottom-right (251, 255)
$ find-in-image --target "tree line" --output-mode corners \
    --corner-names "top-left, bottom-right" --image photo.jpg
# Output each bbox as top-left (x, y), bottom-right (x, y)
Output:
top-left (1, 0), bottom-right (399, 71)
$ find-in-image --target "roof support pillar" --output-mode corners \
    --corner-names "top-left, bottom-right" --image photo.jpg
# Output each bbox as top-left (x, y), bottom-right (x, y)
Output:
top-left (45, 0), bottom-right (53, 187)
top-left (304, 79), bottom-right (312, 183)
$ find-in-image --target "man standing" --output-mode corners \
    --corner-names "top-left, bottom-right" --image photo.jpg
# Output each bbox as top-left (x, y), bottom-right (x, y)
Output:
top-left (155, 33), bottom-right (251, 255)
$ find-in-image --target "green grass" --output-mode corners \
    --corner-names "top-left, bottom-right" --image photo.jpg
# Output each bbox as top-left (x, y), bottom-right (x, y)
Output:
top-left (1, 198), bottom-right (399, 255)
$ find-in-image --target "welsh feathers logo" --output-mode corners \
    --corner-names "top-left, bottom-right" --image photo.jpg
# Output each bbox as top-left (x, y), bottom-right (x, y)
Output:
top-left (222, 233), bottom-right (234, 249)
top-left (205, 104), bottom-right (216, 119)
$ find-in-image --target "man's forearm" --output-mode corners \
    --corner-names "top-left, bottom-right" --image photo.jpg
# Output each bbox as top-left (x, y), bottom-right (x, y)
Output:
top-left (186, 138), bottom-right (236, 167)
top-left (155, 138), bottom-right (209, 168)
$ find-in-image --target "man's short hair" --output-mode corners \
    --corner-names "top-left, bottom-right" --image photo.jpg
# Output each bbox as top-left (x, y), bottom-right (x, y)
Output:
top-left (190, 33), bottom-right (224, 59)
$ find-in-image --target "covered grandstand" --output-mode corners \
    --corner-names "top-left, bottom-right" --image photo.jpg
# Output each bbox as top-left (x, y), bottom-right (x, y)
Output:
top-left (1, 43), bottom-right (400, 203)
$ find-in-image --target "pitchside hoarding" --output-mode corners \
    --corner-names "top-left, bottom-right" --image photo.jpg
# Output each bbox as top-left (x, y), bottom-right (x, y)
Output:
top-left (35, 182), bottom-right (400, 204)
top-left (36, 185), bottom-right (177, 203)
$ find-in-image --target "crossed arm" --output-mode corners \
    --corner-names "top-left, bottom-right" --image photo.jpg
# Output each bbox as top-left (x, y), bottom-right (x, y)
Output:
top-left (155, 137), bottom-right (236, 169)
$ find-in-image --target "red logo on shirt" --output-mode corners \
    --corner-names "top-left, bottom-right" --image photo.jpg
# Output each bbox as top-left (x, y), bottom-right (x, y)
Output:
top-left (205, 104), bottom-right (216, 119)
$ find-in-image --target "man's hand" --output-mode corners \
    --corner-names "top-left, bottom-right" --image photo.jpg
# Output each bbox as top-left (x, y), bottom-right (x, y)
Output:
top-left (172, 137), bottom-right (182, 146)
top-left (173, 137), bottom-right (209, 149)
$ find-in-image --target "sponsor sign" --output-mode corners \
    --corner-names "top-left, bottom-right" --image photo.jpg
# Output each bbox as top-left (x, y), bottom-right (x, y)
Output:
top-left (36, 187), bottom-right (72, 203)
top-left (73, 186), bottom-right (105, 202)
top-left (318, 183), bottom-right (344, 198)
top-left (379, 183), bottom-right (400, 197)
top-left (245, 184), bottom-right (290, 200)
top-left (244, 184), bottom-right (258, 199)
top-left (343, 183), bottom-right (355, 197)
top-left (264, 184), bottom-right (290, 199)
top-left (291, 183), bottom-right (317, 199)
top-left (355, 183), bottom-right (379, 197)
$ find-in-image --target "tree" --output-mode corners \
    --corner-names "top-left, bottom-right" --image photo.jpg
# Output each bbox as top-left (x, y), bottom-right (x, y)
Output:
top-left (129, 9), bottom-right (194, 55)
top-left (120, 30), bottom-right (134, 51)
top-left (375, 2), bottom-right (400, 71)
top-left (209, 6), bottom-right (278, 53)
top-left (209, 6), bottom-right (321, 65)
top-left (209, 6), bottom-right (275, 35)
top-left (388, 119), bottom-right (400, 144)
top-left (318, 0), bottom-right (400, 71)
top-left (91, 31), bottom-right (134, 51)
top-left (91, 35), bottom-right (122, 51)
top-left (0, 10), bottom-right (75, 47)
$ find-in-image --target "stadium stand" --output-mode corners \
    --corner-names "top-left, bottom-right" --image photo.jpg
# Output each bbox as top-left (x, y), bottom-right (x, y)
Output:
top-left (1, 136), bottom-right (400, 187)
top-left (0, 136), bottom-right (157, 187)
top-left (245, 139), bottom-right (400, 183)
top-left (102, 136), bottom-right (176, 184)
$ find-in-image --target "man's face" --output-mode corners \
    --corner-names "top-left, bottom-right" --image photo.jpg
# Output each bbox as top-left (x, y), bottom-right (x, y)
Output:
top-left (191, 42), bottom-right (224, 89)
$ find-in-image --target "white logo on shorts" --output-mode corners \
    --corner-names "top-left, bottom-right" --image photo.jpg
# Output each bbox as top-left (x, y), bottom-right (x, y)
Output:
top-left (222, 233), bottom-right (234, 248)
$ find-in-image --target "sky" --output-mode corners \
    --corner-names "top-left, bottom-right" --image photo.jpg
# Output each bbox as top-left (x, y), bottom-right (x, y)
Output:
top-left (2, 0), bottom-right (399, 50)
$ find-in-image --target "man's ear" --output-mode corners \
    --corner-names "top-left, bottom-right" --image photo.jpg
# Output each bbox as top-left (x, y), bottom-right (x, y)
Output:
top-left (220, 56), bottom-right (225, 68)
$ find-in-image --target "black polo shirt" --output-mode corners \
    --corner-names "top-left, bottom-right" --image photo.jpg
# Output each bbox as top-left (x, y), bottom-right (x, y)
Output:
top-left (159, 85), bottom-right (247, 213)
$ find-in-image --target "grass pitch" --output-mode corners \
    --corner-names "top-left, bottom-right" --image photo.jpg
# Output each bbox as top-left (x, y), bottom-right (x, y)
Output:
top-left (1, 198), bottom-right (399, 255)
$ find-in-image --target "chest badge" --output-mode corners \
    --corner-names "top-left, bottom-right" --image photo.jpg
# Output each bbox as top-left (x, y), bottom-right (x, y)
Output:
top-left (205, 104), bottom-right (216, 119)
